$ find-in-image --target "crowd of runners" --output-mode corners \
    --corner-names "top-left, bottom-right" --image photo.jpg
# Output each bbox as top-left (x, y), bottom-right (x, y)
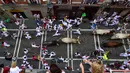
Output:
top-left (0, 7), bottom-right (130, 73)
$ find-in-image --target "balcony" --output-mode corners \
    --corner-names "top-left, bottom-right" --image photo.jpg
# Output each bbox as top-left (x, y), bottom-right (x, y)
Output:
top-left (1, 0), bottom-right (16, 5)
top-left (72, 0), bottom-right (81, 4)
top-left (52, 0), bottom-right (71, 5)
top-left (49, 0), bottom-right (105, 6)
top-left (15, 0), bottom-right (28, 4)
top-left (27, 0), bottom-right (41, 5)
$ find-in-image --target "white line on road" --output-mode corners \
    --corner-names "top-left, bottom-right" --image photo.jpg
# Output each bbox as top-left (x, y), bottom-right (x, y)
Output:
top-left (120, 29), bottom-right (128, 59)
top-left (124, 26), bottom-right (130, 48)
top-left (70, 30), bottom-right (74, 71)
top-left (44, 31), bottom-right (47, 41)
top-left (6, 29), bottom-right (130, 31)
top-left (16, 28), bottom-right (23, 58)
top-left (0, 57), bottom-right (128, 62)
top-left (13, 30), bottom-right (20, 57)
top-left (93, 31), bottom-right (98, 50)
top-left (67, 30), bottom-right (70, 66)
top-left (42, 31), bottom-right (47, 69)
top-left (95, 26), bottom-right (102, 56)
top-left (16, 19), bottom-right (25, 60)
top-left (39, 30), bottom-right (44, 69)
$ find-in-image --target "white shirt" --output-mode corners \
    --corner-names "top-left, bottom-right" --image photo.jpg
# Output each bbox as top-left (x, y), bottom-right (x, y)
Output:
top-left (10, 66), bottom-right (22, 73)
top-left (37, 14), bottom-right (40, 18)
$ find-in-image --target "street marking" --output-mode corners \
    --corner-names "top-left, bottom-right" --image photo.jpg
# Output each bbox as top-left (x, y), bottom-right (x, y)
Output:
top-left (124, 26), bottom-right (130, 48)
top-left (0, 57), bottom-right (128, 62)
top-left (96, 26), bottom-right (102, 56)
top-left (15, 19), bottom-right (25, 63)
top-left (44, 31), bottom-right (47, 41)
top-left (97, 34), bottom-right (102, 56)
top-left (13, 30), bottom-right (20, 57)
top-left (5, 29), bottom-right (130, 31)
top-left (16, 25), bottom-right (24, 58)
top-left (41, 31), bottom-right (47, 69)
top-left (93, 31), bottom-right (98, 50)
top-left (70, 30), bottom-right (74, 70)
top-left (67, 30), bottom-right (70, 66)
top-left (120, 29), bottom-right (128, 59)
top-left (39, 30), bottom-right (44, 69)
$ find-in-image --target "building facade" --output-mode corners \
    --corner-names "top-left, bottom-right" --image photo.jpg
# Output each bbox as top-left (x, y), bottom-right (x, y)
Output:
top-left (0, 0), bottom-right (105, 19)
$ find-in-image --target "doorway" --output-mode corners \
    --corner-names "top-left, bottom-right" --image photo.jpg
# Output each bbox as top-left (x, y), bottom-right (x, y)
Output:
top-left (31, 11), bottom-right (43, 18)
top-left (85, 6), bottom-right (99, 20)
top-left (11, 12), bottom-right (27, 18)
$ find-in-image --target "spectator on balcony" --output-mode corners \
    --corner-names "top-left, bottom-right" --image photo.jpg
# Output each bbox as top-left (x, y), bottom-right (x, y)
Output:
top-left (82, 0), bottom-right (99, 4)
top-left (125, 0), bottom-right (130, 7)
top-left (58, 0), bottom-right (62, 4)
top-left (30, 0), bottom-right (40, 4)
top-left (2, 0), bottom-right (15, 4)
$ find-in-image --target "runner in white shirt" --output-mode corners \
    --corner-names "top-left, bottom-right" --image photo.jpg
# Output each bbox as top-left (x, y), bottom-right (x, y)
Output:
top-left (13, 14), bottom-right (17, 18)
top-left (111, 12), bottom-right (117, 17)
top-left (0, 21), bottom-right (6, 28)
top-left (24, 48), bottom-right (28, 54)
top-left (62, 21), bottom-right (68, 27)
top-left (27, 64), bottom-right (33, 70)
top-left (53, 29), bottom-right (61, 36)
top-left (49, 19), bottom-right (53, 25)
top-left (31, 43), bottom-right (39, 48)
top-left (73, 28), bottom-right (81, 35)
top-left (73, 19), bottom-right (77, 25)
top-left (66, 23), bottom-right (72, 30)
top-left (37, 14), bottom-right (40, 19)
top-left (76, 20), bottom-right (81, 26)
top-left (58, 24), bottom-right (63, 30)
top-left (93, 19), bottom-right (97, 24)
top-left (15, 20), bottom-right (20, 25)
top-left (23, 55), bottom-right (28, 61)
top-left (120, 52), bottom-right (130, 57)
top-left (12, 33), bottom-right (18, 39)
top-left (36, 26), bottom-right (43, 37)
top-left (36, 31), bottom-right (43, 37)
top-left (3, 41), bottom-right (10, 47)
top-left (66, 19), bottom-right (71, 24)
top-left (2, 31), bottom-right (9, 37)
top-left (19, 24), bottom-right (27, 29)
top-left (33, 14), bottom-right (37, 19)
top-left (53, 24), bottom-right (57, 30)
top-left (36, 26), bottom-right (42, 32)
top-left (49, 51), bottom-right (56, 58)
top-left (25, 32), bottom-right (31, 39)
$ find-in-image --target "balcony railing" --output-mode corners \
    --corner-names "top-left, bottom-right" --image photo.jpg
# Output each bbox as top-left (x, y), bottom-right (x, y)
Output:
top-left (110, 70), bottom-right (130, 73)
top-left (0, 0), bottom-right (106, 5)
top-left (1, 0), bottom-right (16, 4)
top-left (15, 0), bottom-right (28, 4)
top-left (27, 0), bottom-right (41, 5)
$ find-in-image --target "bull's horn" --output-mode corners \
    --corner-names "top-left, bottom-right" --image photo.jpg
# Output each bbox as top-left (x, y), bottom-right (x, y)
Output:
top-left (77, 36), bottom-right (80, 44)
top-left (57, 38), bottom-right (62, 41)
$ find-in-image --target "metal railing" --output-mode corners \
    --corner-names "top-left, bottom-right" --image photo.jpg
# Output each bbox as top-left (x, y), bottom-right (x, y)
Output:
top-left (110, 70), bottom-right (130, 73)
